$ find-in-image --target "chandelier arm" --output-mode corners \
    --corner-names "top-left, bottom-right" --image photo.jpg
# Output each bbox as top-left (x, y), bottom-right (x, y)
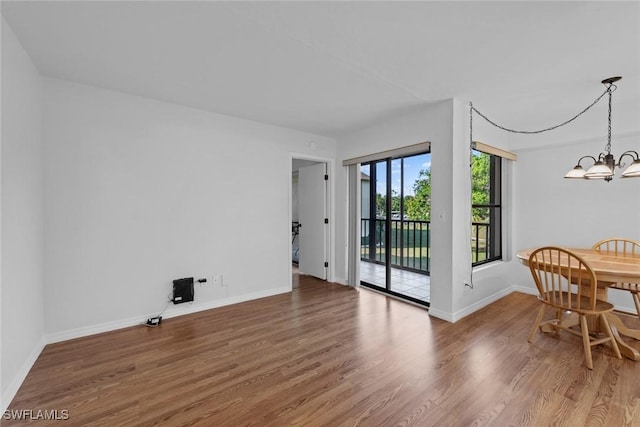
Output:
top-left (576, 155), bottom-right (597, 166)
top-left (617, 150), bottom-right (640, 166)
top-left (471, 85), bottom-right (613, 135)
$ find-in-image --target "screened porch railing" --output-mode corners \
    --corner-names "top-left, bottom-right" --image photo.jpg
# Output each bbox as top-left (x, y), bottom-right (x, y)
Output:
top-left (360, 218), bottom-right (491, 274)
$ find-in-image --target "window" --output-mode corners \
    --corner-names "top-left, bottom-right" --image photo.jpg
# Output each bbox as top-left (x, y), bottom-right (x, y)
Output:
top-left (471, 150), bottom-right (502, 266)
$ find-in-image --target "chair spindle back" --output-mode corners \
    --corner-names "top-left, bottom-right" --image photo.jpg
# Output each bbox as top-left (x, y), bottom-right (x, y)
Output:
top-left (528, 246), bottom-right (597, 311)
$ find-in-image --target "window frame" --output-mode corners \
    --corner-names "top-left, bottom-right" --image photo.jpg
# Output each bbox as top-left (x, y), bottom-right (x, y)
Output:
top-left (471, 150), bottom-right (502, 267)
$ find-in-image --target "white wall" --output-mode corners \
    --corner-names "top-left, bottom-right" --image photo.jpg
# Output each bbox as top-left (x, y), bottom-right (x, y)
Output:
top-left (510, 132), bottom-right (640, 310)
top-left (508, 88), bottom-right (640, 312)
top-left (337, 101), bottom-right (466, 319)
top-left (452, 100), bottom-right (517, 318)
top-left (1, 20), bottom-right (45, 410)
top-left (42, 78), bottom-right (336, 340)
top-left (467, 84), bottom-right (640, 313)
top-left (337, 89), bottom-right (640, 319)
top-left (336, 100), bottom-right (518, 321)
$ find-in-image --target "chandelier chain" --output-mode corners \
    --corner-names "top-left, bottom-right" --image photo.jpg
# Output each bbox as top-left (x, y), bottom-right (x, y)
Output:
top-left (606, 84), bottom-right (613, 154)
top-left (471, 84), bottom-right (616, 135)
top-left (469, 102), bottom-right (474, 166)
top-left (469, 102), bottom-right (473, 144)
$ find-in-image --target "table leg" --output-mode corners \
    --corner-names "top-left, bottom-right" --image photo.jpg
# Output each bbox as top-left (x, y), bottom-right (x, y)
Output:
top-left (540, 310), bottom-right (640, 360)
top-left (605, 312), bottom-right (640, 361)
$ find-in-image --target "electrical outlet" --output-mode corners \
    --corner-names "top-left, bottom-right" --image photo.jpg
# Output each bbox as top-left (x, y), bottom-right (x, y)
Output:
top-left (212, 274), bottom-right (221, 286)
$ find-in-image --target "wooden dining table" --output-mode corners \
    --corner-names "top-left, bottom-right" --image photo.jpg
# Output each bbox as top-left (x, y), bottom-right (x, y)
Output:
top-left (516, 247), bottom-right (640, 360)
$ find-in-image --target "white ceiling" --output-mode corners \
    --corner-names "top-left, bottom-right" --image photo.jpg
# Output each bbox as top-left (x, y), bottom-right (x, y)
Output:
top-left (2, 1), bottom-right (639, 138)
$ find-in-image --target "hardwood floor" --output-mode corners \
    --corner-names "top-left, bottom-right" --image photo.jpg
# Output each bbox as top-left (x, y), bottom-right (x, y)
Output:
top-left (6, 274), bottom-right (640, 426)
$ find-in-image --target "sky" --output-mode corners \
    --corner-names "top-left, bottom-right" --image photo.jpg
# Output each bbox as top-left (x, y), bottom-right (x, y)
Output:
top-left (395, 153), bottom-right (431, 196)
top-left (362, 152), bottom-right (431, 198)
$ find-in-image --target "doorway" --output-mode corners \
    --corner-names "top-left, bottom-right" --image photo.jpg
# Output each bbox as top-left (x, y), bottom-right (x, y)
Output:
top-left (291, 158), bottom-right (329, 284)
top-left (360, 151), bottom-right (431, 305)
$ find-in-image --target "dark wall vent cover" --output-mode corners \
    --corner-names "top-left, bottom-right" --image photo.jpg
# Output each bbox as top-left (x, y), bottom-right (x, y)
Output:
top-left (173, 277), bottom-right (194, 304)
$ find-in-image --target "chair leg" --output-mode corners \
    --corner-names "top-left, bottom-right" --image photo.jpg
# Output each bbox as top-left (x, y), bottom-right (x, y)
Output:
top-left (600, 313), bottom-right (622, 360)
top-left (528, 304), bottom-right (546, 343)
top-left (580, 314), bottom-right (593, 370)
top-left (632, 292), bottom-right (640, 318)
top-left (555, 309), bottom-right (568, 335)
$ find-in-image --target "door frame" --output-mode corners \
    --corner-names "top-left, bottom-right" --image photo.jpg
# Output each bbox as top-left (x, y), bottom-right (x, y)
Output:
top-left (359, 152), bottom-right (431, 306)
top-left (289, 153), bottom-right (335, 289)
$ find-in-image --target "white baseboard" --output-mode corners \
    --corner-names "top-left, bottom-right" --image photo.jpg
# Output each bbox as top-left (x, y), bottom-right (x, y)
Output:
top-left (429, 287), bottom-right (514, 323)
top-left (511, 285), bottom-right (538, 296)
top-left (1, 336), bottom-right (46, 413)
top-left (427, 307), bottom-right (454, 323)
top-left (45, 286), bottom-right (291, 344)
top-left (334, 276), bottom-right (347, 286)
top-left (429, 284), bottom-right (637, 323)
top-left (429, 284), bottom-right (539, 323)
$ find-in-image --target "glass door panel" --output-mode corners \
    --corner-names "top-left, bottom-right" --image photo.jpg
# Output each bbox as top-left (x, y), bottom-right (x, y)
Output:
top-left (389, 158), bottom-right (405, 296)
top-left (360, 152), bottom-right (431, 305)
top-left (360, 163), bottom-right (371, 267)
top-left (365, 161), bottom-right (388, 288)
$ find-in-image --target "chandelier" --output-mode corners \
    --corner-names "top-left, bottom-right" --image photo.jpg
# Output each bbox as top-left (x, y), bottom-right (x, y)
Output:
top-left (470, 76), bottom-right (640, 182)
top-left (564, 77), bottom-right (640, 181)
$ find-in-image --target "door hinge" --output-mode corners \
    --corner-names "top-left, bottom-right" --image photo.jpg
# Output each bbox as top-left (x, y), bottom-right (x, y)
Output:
top-left (324, 174), bottom-right (328, 181)
top-left (324, 218), bottom-right (329, 224)
top-left (324, 262), bottom-right (329, 268)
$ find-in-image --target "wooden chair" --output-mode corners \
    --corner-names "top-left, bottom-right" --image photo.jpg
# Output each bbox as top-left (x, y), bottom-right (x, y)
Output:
top-left (527, 246), bottom-right (621, 369)
top-left (592, 238), bottom-right (640, 317)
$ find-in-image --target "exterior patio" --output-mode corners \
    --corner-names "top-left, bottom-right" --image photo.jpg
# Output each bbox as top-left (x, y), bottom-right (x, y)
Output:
top-left (360, 260), bottom-right (431, 303)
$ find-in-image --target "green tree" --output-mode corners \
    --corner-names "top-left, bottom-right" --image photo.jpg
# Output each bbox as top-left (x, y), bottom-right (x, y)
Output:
top-left (406, 169), bottom-right (431, 220)
top-left (390, 189), bottom-right (401, 213)
top-left (406, 152), bottom-right (491, 222)
top-left (375, 190), bottom-right (401, 218)
top-left (471, 152), bottom-right (490, 222)
top-left (375, 193), bottom-right (385, 218)
top-left (403, 195), bottom-right (415, 216)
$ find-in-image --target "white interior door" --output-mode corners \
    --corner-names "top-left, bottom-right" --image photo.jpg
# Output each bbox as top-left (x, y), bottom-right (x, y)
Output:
top-left (298, 163), bottom-right (327, 280)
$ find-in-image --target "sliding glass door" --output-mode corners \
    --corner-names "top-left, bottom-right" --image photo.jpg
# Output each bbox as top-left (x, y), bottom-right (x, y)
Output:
top-left (360, 152), bottom-right (431, 305)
